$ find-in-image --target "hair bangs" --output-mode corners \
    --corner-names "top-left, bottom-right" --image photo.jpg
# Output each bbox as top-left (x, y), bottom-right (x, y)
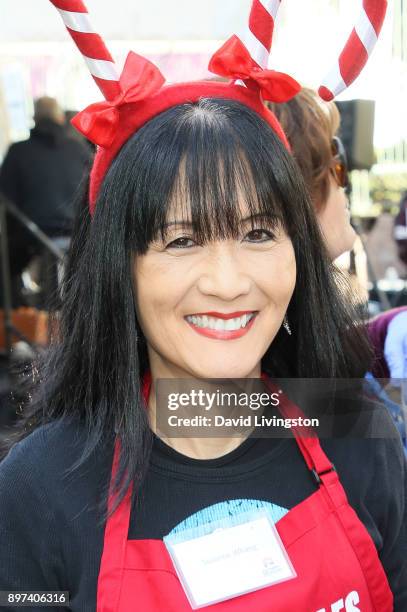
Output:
top-left (122, 99), bottom-right (291, 253)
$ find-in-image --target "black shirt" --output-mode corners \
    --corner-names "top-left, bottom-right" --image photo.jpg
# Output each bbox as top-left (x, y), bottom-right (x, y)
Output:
top-left (0, 411), bottom-right (406, 611)
top-left (0, 120), bottom-right (91, 234)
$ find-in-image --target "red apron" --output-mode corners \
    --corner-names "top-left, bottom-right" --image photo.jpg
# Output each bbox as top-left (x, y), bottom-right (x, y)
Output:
top-left (96, 379), bottom-right (394, 612)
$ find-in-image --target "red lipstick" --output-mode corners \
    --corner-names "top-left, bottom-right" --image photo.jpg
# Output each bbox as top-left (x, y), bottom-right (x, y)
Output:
top-left (185, 311), bottom-right (258, 340)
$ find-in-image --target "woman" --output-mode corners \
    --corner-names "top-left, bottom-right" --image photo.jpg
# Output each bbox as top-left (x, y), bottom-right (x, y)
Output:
top-left (1, 4), bottom-right (405, 612)
top-left (269, 88), bottom-right (407, 382)
top-left (0, 99), bottom-right (405, 609)
top-left (268, 88), bottom-right (354, 262)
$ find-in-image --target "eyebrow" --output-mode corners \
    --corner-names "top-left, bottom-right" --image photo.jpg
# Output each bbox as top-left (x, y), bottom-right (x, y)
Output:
top-left (163, 213), bottom-right (277, 229)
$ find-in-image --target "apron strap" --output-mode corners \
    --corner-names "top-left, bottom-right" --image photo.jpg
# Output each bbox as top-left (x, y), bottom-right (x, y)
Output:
top-left (101, 372), bottom-right (152, 553)
top-left (97, 437), bottom-right (134, 611)
top-left (260, 375), bottom-right (342, 497)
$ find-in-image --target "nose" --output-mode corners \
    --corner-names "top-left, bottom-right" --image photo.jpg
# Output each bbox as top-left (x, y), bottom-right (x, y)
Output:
top-left (196, 243), bottom-right (252, 301)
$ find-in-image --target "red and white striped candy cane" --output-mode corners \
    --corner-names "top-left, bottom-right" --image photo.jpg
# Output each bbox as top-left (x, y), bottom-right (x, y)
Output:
top-left (238, 0), bottom-right (281, 68)
top-left (319, 0), bottom-right (387, 101)
top-left (49, 0), bottom-right (121, 101)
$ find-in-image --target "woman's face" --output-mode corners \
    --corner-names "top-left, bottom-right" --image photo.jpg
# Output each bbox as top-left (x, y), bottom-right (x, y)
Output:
top-left (316, 173), bottom-right (356, 260)
top-left (133, 201), bottom-right (296, 380)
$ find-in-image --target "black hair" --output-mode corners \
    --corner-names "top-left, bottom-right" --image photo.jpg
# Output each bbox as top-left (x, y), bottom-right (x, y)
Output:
top-left (2, 98), bottom-right (372, 523)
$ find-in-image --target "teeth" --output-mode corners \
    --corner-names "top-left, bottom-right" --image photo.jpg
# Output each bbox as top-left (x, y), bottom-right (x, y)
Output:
top-left (186, 313), bottom-right (255, 331)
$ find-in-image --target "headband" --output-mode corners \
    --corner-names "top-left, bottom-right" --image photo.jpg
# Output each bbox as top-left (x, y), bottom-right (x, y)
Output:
top-left (49, 0), bottom-right (387, 215)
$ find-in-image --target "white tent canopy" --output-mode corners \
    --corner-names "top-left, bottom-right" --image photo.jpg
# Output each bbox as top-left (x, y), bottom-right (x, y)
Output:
top-left (1, 0), bottom-right (252, 42)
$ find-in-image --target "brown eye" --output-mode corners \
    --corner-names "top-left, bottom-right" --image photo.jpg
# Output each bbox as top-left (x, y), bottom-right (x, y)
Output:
top-left (244, 229), bottom-right (275, 243)
top-left (167, 236), bottom-right (196, 249)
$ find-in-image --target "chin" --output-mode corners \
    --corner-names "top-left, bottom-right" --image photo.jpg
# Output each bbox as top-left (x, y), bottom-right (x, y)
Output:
top-left (347, 226), bottom-right (357, 249)
top-left (330, 229), bottom-right (357, 259)
top-left (340, 232), bottom-right (357, 258)
top-left (189, 358), bottom-right (259, 380)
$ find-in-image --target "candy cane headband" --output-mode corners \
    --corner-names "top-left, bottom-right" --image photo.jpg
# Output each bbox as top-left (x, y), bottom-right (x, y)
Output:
top-left (49, 0), bottom-right (387, 215)
top-left (319, 0), bottom-right (387, 100)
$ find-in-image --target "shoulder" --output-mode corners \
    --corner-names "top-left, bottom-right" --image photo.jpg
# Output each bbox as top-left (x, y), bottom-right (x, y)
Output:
top-left (0, 417), bottom-right (112, 495)
top-left (6, 139), bottom-right (29, 152)
top-left (0, 141), bottom-right (27, 169)
top-left (4, 139), bottom-right (32, 158)
top-left (0, 140), bottom-right (40, 178)
top-left (0, 418), bottom-right (114, 541)
top-left (2, 417), bottom-right (85, 466)
top-left (0, 420), bottom-right (84, 546)
top-left (320, 402), bottom-right (406, 533)
top-left (368, 306), bottom-right (407, 339)
top-left (321, 398), bottom-right (405, 472)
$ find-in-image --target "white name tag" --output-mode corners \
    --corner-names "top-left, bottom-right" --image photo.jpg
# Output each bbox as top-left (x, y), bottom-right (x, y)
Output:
top-left (164, 509), bottom-right (297, 609)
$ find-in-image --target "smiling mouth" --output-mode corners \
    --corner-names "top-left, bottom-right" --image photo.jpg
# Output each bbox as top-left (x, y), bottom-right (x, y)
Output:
top-left (184, 311), bottom-right (258, 339)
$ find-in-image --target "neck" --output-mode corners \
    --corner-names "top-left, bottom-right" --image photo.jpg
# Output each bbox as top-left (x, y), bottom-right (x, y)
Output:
top-left (146, 358), bottom-right (261, 460)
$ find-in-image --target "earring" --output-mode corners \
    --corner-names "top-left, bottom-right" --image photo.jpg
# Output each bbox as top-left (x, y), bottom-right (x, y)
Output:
top-left (283, 315), bottom-right (292, 335)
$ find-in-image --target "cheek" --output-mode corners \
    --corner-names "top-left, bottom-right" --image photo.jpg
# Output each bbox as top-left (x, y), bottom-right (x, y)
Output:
top-left (318, 186), bottom-right (355, 259)
top-left (133, 258), bottom-right (171, 333)
top-left (319, 196), bottom-right (337, 230)
top-left (133, 254), bottom-right (191, 342)
top-left (256, 243), bottom-right (296, 303)
top-left (319, 177), bottom-right (349, 229)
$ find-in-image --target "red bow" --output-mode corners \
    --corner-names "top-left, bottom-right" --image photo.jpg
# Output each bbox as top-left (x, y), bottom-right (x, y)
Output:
top-left (209, 35), bottom-right (301, 103)
top-left (72, 52), bottom-right (165, 148)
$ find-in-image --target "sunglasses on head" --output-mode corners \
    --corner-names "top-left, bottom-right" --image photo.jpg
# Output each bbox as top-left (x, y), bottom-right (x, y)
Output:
top-left (330, 136), bottom-right (349, 189)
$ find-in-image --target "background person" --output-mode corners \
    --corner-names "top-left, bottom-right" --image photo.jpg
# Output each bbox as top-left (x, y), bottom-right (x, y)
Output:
top-left (268, 88), bottom-right (356, 261)
top-left (268, 89), bottom-right (407, 383)
top-left (0, 97), bottom-right (92, 306)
